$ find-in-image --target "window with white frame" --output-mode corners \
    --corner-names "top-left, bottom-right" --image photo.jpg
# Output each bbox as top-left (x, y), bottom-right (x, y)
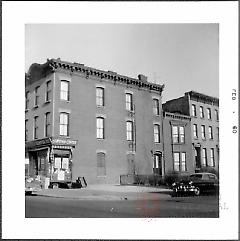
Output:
top-left (96, 117), bottom-right (104, 139)
top-left (207, 108), bottom-right (211, 120)
top-left (192, 104), bottom-right (196, 117)
top-left (46, 80), bottom-right (51, 102)
top-left (209, 148), bottom-right (215, 167)
top-left (45, 112), bottom-right (51, 137)
top-left (153, 99), bottom-right (160, 115)
top-left (202, 148), bottom-right (207, 166)
top-left (200, 106), bottom-right (204, 118)
top-left (59, 112), bottom-right (69, 136)
top-left (126, 121), bottom-right (133, 141)
top-left (172, 126), bottom-right (185, 143)
top-left (208, 126), bottom-right (213, 139)
top-left (97, 152), bottom-right (106, 176)
top-left (193, 124), bottom-right (198, 138)
top-left (181, 152), bottom-right (186, 171)
top-left (96, 87), bottom-right (104, 107)
top-left (154, 124), bottom-right (160, 143)
top-left (201, 125), bottom-right (206, 139)
top-left (60, 80), bottom-right (70, 101)
top-left (126, 93), bottom-right (133, 111)
top-left (34, 86), bottom-right (40, 106)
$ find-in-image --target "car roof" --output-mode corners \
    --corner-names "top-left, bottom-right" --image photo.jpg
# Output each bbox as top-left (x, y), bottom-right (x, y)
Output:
top-left (190, 172), bottom-right (216, 175)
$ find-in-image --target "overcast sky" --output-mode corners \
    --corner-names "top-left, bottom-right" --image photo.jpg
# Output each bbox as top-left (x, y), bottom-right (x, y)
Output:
top-left (25, 24), bottom-right (219, 102)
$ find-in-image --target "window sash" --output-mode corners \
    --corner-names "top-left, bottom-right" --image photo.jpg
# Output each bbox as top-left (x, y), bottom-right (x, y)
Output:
top-left (192, 104), bottom-right (196, 116)
top-left (153, 99), bottom-right (160, 115)
top-left (201, 125), bottom-right (206, 139)
top-left (126, 121), bottom-right (133, 141)
top-left (126, 93), bottom-right (133, 111)
top-left (193, 124), bottom-right (198, 138)
top-left (34, 117), bottom-right (39, 139)
top-left (60, 81), bottom-right (69, 101)
top-left (35, 87), bottom-right (39, 106)
top-left (154, 124), bottom-right (160, 143)
top-left (96, 88), bottom-right (104, 106)
top-left (207, 108), bottom-right (211, 119)
top-left (215, 110), bottom-right (219, 121)
top-left (174, 153), bottom-right (180, 171)
top-left (181, 152), bottom-right (186, 171)
top-left (202, 148), bottom-right (207, 166)
top-left (60, 113), bottom-right (69, 136)
top-left (209, 126), bottom-right (213, 139)
top-left (97, 152), bottom-right (106, 176)
top-left (96, 118), bottom-right (104, 139)
top-left (200, 106), bottom-right (204, 118)
top-left (46, 81), bottom-right (51, 101)
top-left (25, 92), bottom-right (30, 109)
top-left (209, 149), bottom-right (215, 167)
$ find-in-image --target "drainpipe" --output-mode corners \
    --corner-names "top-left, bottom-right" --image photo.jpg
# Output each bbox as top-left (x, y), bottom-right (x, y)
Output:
top-left (52, 71), bottom-right (56, 137)
top-left (161, 110), bottom-right (165, 177)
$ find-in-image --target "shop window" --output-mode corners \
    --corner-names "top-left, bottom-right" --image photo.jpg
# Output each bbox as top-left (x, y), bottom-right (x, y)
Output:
top-left (96, 117), bottom-right (104, 139)
top-left (54, 157), bottom-right (69, 170)
top-left (126, 93), bottom-right (133, 111)
top-left (60, 80), bottom-right (70, 101)
top-left (97, 152), bottom-right (106, 176)
top-left (96, 87), bottom-right (104, 107)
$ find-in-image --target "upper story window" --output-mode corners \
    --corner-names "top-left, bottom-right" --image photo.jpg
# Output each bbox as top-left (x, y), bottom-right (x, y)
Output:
top-left (96, 117), bottom-right (104, 139)
top-left (200, 106), bottom-right (204, 118)
top-left (202, 148), bottom-right (207, 166)
top-left (216, 127), bottom-right (219, 141)
top-left (126, 93), bottom-right (133, 111)
top-left (215, 109), bottom-right (219, 121)
top-left (46, 80), bottom-right (51, 102)
top-left (59, 112), bottom-right (69, 136)
top-left (153, 99), bottom-right (160, 115)
top-left (60, 80), bottom-right (70, 101)
top-left (25, 119), bottom-right (28, 141)
top-left (201, 125), bottom-right (206, 139)
top-left (193, 124), bottom-right (198, 138)
top-left (207, 108), bottom-right (211, 120)
top-left (34, 116), bottom-right (39, 139)
top-left (191, 104), bottom-right (196, 117)
top-left (34, 86), bottom-right (40, 106)
top-left (126, 121), bottom-right (134, 141)
top-left (97, 152), bottom-right (106, 176)
top-left (208, 126), bottom-right (213, 139)
top-left (45, 112), bottom-right (51, 137)
top-left (25, 91), bottom-right (30, 110)
top-left (209, 148), bottom-right (215, 167)
top-left (181, 152), bottom-right (187, 171)
top-left (96, 87), bottom-right (104, 107)
top-left (172, 126), bottom-right (185, 143)
top-left (154, 124), bottom-right (160, 143)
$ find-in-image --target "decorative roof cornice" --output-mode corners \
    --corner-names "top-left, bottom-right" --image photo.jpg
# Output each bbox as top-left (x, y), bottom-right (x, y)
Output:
top-left (47, 58), bottom-right (164, 93)
top-left (163, 111), bottom-right (191, 121)
top-left (185, 90), bottom-right (219, 105)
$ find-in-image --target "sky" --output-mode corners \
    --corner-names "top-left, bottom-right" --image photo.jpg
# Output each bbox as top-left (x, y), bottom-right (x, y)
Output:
top-left (25, 24), bottom-right (219, 103)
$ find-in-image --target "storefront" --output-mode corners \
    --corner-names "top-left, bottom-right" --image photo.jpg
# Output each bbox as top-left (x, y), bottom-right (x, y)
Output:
top-left (25, 137), bottom-right (77, 185)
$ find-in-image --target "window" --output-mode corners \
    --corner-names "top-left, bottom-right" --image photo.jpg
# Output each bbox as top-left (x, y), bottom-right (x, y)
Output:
top-left (96, 87), bottom-right (104, 106)
top-left (181, 152), bottom-right (187, 171)
top-left (34, 86), bottom-right (40, 106)
top-left (173, 152), bottom-right (180, 171)
top-left (200, 106), bottom-right (204, 118)
top-left (45, 112), bottom-right (51, 137)
top-left (34, 116), bottom-right (39, 139)
top-left (192, 104), bottom-right (196, 117)
top-left (60, 80), bottom-right (70, 101)
top-left (46, 80), bottom-right (51, 102)
top-left (59, 113), bottom-right (69, 136)
top-left (208, 126), bottom-right (213, 139)
top-left (202, 148), bottom-right (207, 166)
top-left (216, 127), bottom-right (219, 141)
top-left (193, 124), bottom-right (198, 138)
top-left (97, 152), bottom-right (106, 176)
top-left (126, 121), bottom-right (134, 141)
top-left (209, 148), bottom-right (215, 167)
top-left (126, 93), bottom-right (133, 111)
top-left (172, 126), bottom-right (185, 143)
top-left (207, 108), bottom-right (211, 120)
top-left (201, 125), bottom-right (206, 139)
top-left (25, 91), bottom-right (30, 110)
top-left (153, 99), bottom-right (160, 115)
top-left (96, 117), bottom-right (104, 139)
top-left (25, 119), bottom-right (28, 141)
top-left (154, 124), bottom-right (160, 143)
top-left (54, 157), bottom-right (69, 170)
top-left (215, 109), bottom-right (219, 121)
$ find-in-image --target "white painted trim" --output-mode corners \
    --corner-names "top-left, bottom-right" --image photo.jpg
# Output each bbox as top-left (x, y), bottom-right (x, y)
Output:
top-left (125, 89), bottom-right (134, 94)
top-left (96, 113), bottom-right (106, 118)
top-left (95, 83), bottom-right (105, 88)
top-left (96, 149), bottom-right (107, 154)
top-left (59, 108), bottom-right (71, 114)
top-left (58, 73), bottom-right (72, 82)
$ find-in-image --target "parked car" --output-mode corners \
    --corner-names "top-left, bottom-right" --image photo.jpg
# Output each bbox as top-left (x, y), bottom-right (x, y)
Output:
top-left (171, 172), bottom-right (219, 196)
top-left (25, 176), bottom-right (42, 195)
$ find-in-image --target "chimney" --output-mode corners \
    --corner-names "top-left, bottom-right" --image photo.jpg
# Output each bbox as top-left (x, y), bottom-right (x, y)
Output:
top-left (138, 74), bottom-right (148, 82)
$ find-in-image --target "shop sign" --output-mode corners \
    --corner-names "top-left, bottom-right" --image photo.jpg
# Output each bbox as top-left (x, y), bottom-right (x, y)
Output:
top-left (51, 138), bottom-right (77, 146)
top-left (52, 145), bottom-right (72, 149)
top-left (26, 138), bottom-right (51, 149)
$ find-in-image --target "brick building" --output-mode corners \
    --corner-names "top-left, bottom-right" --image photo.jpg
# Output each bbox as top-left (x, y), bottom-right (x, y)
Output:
top-left (25, 58), bottom-right (164, 184)
top-left (163, 91), bottom-right (219, 173)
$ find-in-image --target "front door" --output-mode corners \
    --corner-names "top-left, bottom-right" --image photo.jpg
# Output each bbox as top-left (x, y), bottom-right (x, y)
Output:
top-left (195, 147), bottom-right (201, 169)
top-left (153, 153), bottom-right (162, 175)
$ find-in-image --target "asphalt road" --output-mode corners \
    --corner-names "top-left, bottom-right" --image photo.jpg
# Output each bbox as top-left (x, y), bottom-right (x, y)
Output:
top-left (25, 194), bottom-right (219, 218)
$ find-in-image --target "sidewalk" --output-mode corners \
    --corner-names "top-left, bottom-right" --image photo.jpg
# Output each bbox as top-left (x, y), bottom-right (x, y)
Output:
top-left (34, 184), bottom-right (172, 200)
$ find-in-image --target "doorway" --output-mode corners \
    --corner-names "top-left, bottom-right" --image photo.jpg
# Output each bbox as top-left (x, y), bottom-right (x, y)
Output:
top-left (195, 147), bottom-right (201, 169)
top-left (153, 153), bottom-right (162, 175)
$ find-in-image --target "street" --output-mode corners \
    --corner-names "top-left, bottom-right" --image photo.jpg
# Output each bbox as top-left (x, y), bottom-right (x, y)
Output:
top-left (26, 194), bottom-right (219, 218)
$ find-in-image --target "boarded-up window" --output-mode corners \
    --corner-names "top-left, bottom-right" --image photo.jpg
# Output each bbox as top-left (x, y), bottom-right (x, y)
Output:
top-left (97, 152), bottom-right (106, 176)
top-left (127, 153), bottom-right (135, 174)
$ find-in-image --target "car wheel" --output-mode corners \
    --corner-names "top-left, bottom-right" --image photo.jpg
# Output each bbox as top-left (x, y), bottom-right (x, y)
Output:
top-left (194, 187), bottom-right (200, 196)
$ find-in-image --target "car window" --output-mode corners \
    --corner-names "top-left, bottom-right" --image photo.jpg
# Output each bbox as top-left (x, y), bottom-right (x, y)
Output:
top-left (190, 174), bottom-right (202, 179)
top-left (208, 174), bottom-right (217, 180)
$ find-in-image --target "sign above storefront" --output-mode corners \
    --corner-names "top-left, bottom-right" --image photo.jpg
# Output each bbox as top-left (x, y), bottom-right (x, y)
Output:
top-left (51, 138), bottom-right (77, 146)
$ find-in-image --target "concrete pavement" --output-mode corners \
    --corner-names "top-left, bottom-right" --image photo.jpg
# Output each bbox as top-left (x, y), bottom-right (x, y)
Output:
top-left (34, 184), bottom-right (172, 200)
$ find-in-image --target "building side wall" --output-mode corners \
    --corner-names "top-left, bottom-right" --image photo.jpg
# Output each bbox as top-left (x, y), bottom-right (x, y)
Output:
top-left (163, 96), bottom-right (189, 116)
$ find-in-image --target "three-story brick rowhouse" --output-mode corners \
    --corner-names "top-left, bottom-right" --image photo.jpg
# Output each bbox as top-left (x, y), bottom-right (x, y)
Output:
top-left (25, 58), bottom-right (165, 184)
top-left (163, 91), bottom-right (219, 173)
